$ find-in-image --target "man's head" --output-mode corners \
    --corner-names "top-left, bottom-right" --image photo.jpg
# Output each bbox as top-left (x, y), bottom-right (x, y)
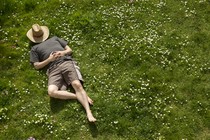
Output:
top-left (26, 24), bottom-right (49, 43)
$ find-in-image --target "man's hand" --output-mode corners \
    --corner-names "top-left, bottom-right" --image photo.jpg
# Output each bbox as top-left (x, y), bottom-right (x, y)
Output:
top-left (48, 52), bottom-right (60, 62)
top-left (53, 51), bottom-right (66, 58)
top-left (33, 51), bottom-right (67, 70)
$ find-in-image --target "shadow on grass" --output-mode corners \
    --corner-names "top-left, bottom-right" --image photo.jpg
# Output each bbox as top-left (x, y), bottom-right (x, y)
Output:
top-left (50, 98), bottom-right (70, 114)
top-left (49, 86), bottom-right (76, 114)
top-left (50, 97), bottom-right (99, 138)
top-left (88, 122), bottom-right (99, 138)
top-left (49, 84), bottom-right (99, 137)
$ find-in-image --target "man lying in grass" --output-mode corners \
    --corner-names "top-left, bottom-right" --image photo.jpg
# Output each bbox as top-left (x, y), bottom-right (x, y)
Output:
top-left (27, 24), bottom-right (96, 122)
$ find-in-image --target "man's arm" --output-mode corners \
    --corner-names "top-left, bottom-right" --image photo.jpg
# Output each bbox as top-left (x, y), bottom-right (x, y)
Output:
top-left (64, 45), bottom-right (72, 55)
top-left (55, 45), bottom-right (72, 56)
top-left (33, 45), bottom-right (72, 70)
top-left (34, 58), bottom-right (51, 70)
top-left (33, 52), bottom-right (57, 69)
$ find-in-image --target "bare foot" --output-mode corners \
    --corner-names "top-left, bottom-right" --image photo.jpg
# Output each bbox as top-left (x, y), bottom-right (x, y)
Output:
top-left (87, 96), bottom-right (94, 105)
top-left (87, 113), bottom-right (97, 122)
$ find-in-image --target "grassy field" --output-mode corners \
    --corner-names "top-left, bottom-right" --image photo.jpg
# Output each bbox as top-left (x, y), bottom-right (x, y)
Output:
top-left (0, 0), bottom-right (210, 139)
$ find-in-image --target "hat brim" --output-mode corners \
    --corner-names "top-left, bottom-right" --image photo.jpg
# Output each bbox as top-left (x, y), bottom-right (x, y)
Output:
top-left (26, 26), bottom-right (49, 43)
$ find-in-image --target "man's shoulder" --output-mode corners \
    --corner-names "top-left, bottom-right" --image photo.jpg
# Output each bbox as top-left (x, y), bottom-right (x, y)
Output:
top-left (31, 43), bottom-right (40, 50)
top-left (33, 36), bottom-right (56, 46)
top-left (50, 36), bottom-right (59, 40)
top-left (30, 36), bottom-right (62, 49)
top-left (45, 36), bottom-right (62, 43)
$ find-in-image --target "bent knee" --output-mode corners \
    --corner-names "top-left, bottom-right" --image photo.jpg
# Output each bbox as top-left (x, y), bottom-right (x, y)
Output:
top-left (48, 85), bottom-right (58, 97)
top-left (71, 80), bottom-right (83, 90)
top-left (48, 89), bottom-right (55, 97)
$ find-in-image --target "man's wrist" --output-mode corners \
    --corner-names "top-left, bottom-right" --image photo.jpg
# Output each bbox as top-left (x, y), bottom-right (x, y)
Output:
top-left (47, 57), bottom-right (53, 63)
top-left (63, 50), bottom-right (69, 55)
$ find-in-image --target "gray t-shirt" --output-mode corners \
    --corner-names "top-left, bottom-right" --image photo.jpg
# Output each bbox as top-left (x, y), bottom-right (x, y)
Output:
top-left (30, 36), bottom-right (72, 69)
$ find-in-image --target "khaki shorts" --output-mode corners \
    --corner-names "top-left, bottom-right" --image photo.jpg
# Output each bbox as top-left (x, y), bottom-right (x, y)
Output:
top-left (48, 61), bottom-right (79, 89)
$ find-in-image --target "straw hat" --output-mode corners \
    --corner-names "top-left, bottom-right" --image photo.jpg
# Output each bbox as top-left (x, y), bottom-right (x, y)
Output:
top-left (26, 24), bottom-right (49, 43)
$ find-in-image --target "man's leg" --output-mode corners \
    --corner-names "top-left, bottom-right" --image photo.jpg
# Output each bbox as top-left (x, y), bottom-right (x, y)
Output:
top-left (48, 85), bottom-right (77, 100)
top-left (71, 80), bottom-right (96, 122)
top-left (59, 82), bottom-right (94, 105)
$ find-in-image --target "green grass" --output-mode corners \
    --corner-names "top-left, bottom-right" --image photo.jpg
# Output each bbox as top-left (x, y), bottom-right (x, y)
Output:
top-left (1, 0), bottom-right (210, 139)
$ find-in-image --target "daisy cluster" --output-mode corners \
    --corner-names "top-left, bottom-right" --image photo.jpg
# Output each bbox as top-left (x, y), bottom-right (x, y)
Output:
top-left (0, 107), bottom-right (9, 121)
top-left (23, 113), bottom-right (55, 133)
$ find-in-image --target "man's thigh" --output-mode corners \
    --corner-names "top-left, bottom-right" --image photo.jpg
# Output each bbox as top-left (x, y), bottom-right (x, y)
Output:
top-left (48, 67), bottom-right (63, 89)
top-left (61, 61), bottom-right (79, 85)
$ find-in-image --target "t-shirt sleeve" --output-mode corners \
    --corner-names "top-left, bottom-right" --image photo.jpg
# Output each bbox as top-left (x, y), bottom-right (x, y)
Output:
top-left (56, 36), bottom-right (68, 48)
top-left (30, 48), bottom-right (39, 63)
